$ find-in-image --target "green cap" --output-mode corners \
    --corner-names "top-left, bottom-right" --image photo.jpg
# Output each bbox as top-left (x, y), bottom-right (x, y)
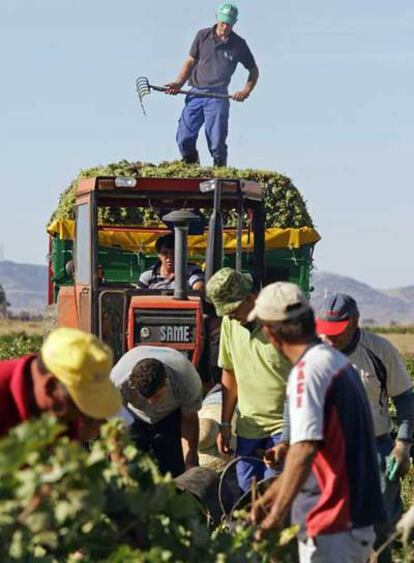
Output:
top-left (217, 3), bottom-right (238, 26)
top-left (206, 267), bottom-right (252, 317)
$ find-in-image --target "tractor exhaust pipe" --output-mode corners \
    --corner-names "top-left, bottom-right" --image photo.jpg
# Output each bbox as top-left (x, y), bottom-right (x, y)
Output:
top-left (162, 210), bottom-right (198, 300)
top-left (203, 180), bottom-right (223, 282)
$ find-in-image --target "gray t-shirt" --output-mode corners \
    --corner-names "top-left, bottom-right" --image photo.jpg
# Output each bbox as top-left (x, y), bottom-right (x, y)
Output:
top-left (111, 346), bottom-right (203, 424)
top-left (348, 329), bottom-right (412, 436)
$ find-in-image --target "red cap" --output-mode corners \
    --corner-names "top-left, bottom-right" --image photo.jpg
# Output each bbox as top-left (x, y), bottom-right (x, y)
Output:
top-left (315, 318), bottom-right (350, 336)
top-left (315, 293), bottom-right (358, 337)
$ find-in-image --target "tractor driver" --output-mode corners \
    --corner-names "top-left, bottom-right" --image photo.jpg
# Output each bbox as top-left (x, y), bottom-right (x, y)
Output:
top-left (138, 233), bottom-right (205, 291)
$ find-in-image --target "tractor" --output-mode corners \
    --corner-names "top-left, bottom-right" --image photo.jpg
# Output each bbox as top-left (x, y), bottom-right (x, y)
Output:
top-left (47, 174), bottom-right (319, 383)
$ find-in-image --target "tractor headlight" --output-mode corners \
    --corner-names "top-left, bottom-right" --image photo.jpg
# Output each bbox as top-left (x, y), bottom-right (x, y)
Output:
top-left (115, 176), bottom-right (137, 188)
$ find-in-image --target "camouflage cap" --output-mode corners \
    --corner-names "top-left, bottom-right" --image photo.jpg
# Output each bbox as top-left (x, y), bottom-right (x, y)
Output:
top-left (206, 268), bottom-right (253, 317)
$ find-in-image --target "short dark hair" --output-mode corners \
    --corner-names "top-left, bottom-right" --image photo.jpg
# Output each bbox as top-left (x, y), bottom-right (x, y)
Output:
top-left (129, 358), bottom-right (167, 398)
top-left (155, 233), bottom-right (174, 254)
top-left (265, 309), bottom-right (317, 344)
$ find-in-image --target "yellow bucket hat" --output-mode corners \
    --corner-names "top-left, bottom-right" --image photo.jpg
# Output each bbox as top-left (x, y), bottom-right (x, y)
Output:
top-left (41, 328), bottom-right (122, 419)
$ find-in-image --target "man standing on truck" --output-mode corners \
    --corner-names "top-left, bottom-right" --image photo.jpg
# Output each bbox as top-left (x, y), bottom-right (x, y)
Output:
top-left (138, 233), bottom-right (204, 291)
top-left (165, 3), bottom-right (259, 167)
top-left (315, 293), bottom-right (414, 563)
top-left (206, 268), bottom-right (291, 492)
top-left (111, 345), bottom-right (203, 477)
top-left (249, 282), bottom-right (385, 562)
top-left (0, 328), bottom-right (122, 440)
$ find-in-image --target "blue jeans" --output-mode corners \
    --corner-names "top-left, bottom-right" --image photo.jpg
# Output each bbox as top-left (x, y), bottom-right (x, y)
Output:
top-left (176, 88), bottom-right (230, 164)
top-left (236, 434), bottom-right (282, 493)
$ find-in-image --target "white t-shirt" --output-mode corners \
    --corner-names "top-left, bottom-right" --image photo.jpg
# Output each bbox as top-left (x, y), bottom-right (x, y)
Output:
top-left (111, 346), bottom-right (203, 424)
top-left (288, 344), bottom-right (348, 446)
top-left (348, 330), bottom-right (412, 436)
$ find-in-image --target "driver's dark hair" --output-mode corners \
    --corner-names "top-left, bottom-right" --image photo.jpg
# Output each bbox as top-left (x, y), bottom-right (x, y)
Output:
top-left (129, 358), bottom-right (167, 398)
top-left (155, 233), bottom-right (174, 253)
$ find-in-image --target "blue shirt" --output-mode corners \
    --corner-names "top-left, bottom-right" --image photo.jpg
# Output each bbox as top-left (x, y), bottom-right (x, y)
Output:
top-left (189, 26), bottom-right (256, 90)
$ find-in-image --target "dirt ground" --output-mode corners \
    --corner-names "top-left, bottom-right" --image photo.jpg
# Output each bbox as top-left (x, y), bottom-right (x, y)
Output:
top-left (1, 318), bottom-right (413, 355)
top-left (380, 333), bottom-right (414, 356)
top-left (0, 318), bottom-right (45, 336)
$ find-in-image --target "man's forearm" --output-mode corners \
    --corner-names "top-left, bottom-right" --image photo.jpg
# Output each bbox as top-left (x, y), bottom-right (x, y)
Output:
top-left (245, 66), bottom-right (259, 93)
top-left (181, 411), bottom-right (199, 466)
top-left (268, 441), bottom-right (317, 520)
top-left (394, 389), bottom-right (414, 442)
top-left (221, 369), bottom-right (238, 423)
top-left (174, 57), bottom-right (196, 87)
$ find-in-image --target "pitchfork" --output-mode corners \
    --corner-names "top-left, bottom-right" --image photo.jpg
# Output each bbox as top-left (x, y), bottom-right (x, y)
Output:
top-left (136, 76), bottom-right (232, 116)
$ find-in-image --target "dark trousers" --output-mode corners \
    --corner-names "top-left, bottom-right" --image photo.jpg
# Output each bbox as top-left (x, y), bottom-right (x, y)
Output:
top-left (129, 408), bottom-right (185, 477)
top-left (374, 434), bottom-right (404, 563)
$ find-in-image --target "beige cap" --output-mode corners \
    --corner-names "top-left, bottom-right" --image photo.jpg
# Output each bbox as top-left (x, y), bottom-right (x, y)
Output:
top-left (247, 281), bottom-right (310, 323)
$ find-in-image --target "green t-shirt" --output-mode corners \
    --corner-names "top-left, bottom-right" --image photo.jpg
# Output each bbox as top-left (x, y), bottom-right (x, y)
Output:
top-left (218, 316), bottom-right (291, 439)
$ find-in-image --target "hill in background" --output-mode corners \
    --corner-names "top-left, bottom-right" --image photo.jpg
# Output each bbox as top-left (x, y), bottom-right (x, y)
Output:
top-left (311, 271), bottom-right (414, 325)
top-left (0, 260), bottom-right (412, 325)
top-left (0, 261), bottom-right (47, 314)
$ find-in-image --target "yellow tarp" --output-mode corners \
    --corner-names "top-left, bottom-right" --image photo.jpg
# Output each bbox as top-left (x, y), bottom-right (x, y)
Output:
top-left (47, 219), bottom-right (320, 253)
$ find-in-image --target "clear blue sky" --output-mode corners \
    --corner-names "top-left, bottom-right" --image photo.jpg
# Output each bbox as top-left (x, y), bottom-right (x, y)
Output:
top-left (1, 0), bottom-right (413, 288)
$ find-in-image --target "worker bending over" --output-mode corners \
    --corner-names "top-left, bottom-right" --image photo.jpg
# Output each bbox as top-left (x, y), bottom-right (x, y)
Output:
top-left (0, 328), bottom-right (121, 441)
top-left (111, 346), bottom-right (202, 477)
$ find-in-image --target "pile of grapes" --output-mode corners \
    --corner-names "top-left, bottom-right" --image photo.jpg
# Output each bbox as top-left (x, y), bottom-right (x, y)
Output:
top-left (49, 160), bottom-right (314, 229)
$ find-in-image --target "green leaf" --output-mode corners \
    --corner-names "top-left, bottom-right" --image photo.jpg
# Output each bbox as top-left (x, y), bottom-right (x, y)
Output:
top-left (278, 524), bottom-right (300, 546)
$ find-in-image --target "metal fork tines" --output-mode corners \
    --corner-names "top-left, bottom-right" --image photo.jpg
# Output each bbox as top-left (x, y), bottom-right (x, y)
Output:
top-left (135, 76), bottom-right (151, 115)
top-left (136, 77), bottom-right (151, 100)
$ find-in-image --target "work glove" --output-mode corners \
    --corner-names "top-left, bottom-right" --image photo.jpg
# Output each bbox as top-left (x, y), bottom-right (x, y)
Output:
top-left (397, 505), bottom-right (414, 546)
top-left (385, 440), bottom-right (412, 481)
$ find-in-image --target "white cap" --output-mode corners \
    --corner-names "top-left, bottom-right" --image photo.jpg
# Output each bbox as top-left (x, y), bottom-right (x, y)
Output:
top-left (247, 281), bottom-right (310, 323)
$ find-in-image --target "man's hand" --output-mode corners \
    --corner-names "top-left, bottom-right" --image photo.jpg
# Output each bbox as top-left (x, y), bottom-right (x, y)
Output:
top-left (254, 500), bottom-right (286, 541)
top-left (217, 425), bottom-right (233, 455)
top-left (164, 82), bottom-right (183, 95)
top-left (250, 480), bottom-right (284, 541)
top-left (232, 88), bottom-right (251, 102)
top-left (250, 481), bottom-right (277, 525)
top-left (263, 442), bottom-right (289, 469)
top-left (252, 441), bottom-right (317, 541)
top-left (397, 505), bottom-right (414, 545)
top-left (386, 440), bottom-right (411, 481)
